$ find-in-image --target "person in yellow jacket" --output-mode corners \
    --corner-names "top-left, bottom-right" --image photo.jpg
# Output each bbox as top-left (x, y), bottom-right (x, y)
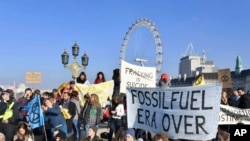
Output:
top-left (0, 90), bottom-right (19, 141)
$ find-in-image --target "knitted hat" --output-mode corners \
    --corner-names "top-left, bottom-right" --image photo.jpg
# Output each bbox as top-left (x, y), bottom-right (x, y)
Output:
top-left (89, 125), bottom-right (97, 134)
top-left (125, 128), bottom-right (135, 137)
top-left (5, 89), bottom-right (14, 95)
top-left (1, 90), bottom-right (10, 96)
top-left (137, 138), bottom-right (144, 141)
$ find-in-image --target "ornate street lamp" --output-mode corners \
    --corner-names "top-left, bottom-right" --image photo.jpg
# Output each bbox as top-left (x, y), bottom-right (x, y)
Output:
top-left (81, 53), bottom-right (89, 66)
top-left (61, 42), bottom-right (89, 81)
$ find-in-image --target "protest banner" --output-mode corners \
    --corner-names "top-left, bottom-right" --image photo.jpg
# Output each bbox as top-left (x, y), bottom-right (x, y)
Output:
top-left (126, 84), bottom-right (222, 140)
top-left (218, 68), bottom-right (232, 88)
top-left (120, 60), bottom-right (156, 93)
top-left (193, 74), bottom-right (205, 86)
top-left (23, 95), bottom-right (44, 129)
top-left (219, 105), bottom-right (250, 125)
top-left (75, 80), bottom-right (114, 106)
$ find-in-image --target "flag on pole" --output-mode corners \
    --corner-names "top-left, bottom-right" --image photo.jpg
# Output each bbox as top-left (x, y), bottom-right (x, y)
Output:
top-left (193, 74), bottom-right (205, 86)
top-left (23, 95), bottom-right (45, 129)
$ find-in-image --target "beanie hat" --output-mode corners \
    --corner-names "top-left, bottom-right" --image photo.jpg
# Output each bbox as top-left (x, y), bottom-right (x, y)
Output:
top-left (89, 125), bottom-right (97, 134)
top-left (125, 128), bottom-right (135, 137)
top-left (1, 90), bottom-right (10, 96)
top-left (137, 138), bottom-right (144, 141)
top-left (5, 89), bottom-right (14, 95)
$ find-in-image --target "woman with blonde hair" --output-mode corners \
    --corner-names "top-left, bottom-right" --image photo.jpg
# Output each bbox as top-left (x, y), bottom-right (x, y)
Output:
top-left (13, 122), bottom-right (34, 141)
top-left (81, 94), bottom-right (102, 139)
top-left (221, 91), bottom-right (228, 105)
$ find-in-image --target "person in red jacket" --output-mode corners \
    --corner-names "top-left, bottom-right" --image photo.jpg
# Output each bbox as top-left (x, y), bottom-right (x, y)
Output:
top-left (94, 72), bottom-right (106, 84)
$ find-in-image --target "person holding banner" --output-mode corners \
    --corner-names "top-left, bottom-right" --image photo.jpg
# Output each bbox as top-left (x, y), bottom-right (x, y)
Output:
top-left (76, 72), bottom-right (91, 85)
top-left (18, 88), bottom-right (33, 122)
top-left (69, 81), bottom-right (76, 93)
top-left (24, 93), bottom-right (45, 141)
top-left (94, 71), bottom-right (106, 84)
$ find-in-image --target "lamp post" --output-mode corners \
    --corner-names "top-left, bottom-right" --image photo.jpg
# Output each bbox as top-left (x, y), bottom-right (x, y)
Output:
top-left (61, 42), bottom-right (89, 81)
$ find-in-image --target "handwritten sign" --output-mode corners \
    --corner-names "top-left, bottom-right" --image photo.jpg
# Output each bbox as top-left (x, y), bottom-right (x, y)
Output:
top-left (25, 72), bottom-right (41, 84)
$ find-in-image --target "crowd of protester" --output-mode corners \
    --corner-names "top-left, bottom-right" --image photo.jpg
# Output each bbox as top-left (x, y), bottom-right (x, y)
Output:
top-left (0, 70), bottom-right (249, 141)
top-left (0, 70), bottom-right (168, 141)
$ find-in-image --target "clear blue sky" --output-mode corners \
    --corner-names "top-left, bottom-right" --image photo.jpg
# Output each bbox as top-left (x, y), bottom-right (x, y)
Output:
top-left (1, 1), bottom-right (250, 89)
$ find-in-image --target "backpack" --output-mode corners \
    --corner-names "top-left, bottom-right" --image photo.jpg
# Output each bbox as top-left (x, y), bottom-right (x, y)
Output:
top-left (103, 105), bottom-right (111, 119)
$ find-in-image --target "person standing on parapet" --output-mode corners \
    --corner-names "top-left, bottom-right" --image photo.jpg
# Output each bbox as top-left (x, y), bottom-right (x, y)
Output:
top-left (112, 69), bottom-right (121, 97)
top-left (76, 72), bottom-right (91, 85)
top-left (158, 73), bottom-right (170, 88)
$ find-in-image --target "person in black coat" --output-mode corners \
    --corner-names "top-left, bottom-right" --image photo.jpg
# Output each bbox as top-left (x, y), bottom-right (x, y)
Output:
top-left (238, 87), bottom-right (250, 109)
top-left (112, 69), bottom-right (120, 97)
top-left (0, 90), bottom-right (19, 141)
top-left (59, 91), bottom-right (76, 141)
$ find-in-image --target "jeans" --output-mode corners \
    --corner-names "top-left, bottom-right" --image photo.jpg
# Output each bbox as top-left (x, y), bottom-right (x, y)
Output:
top-left (108, 118), bottom-right (122, 141)
top-left (73, 119), bottom-right (81, 141)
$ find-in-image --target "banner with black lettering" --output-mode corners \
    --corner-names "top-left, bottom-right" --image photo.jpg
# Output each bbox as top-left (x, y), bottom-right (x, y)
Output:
top-left (126, 84), bottom-right (222, 140)
top-left (120, 60), bottom-right (156, 93)
top-left (219, 105), bottom-right (250, 125)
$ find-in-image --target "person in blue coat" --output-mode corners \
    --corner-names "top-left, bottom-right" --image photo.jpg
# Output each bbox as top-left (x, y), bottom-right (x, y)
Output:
top-left (43, 97), bottom-right (67, 141)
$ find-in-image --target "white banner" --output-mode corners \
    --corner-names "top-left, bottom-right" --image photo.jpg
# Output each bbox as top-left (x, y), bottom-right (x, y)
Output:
top-left (126, 84), bottom-right (222, 140)
top-left (219, 105), bottom-right (250, 125)
top-left (120, 60), bottom-right (156, 93)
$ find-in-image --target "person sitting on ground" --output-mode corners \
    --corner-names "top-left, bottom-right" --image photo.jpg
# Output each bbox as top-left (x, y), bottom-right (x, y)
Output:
top-left (82, 125), bottom-right (103, 141)
top-left (53, 129), bottom-right (66, 141)
top-left (0, 132), bottom-right (5, 141)
top-left (124, 128), bottom-right (136, 141)
top-left (13, 122), bottom-right (34, 141)
top-left (153, 133), bottom-right (169, 141)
